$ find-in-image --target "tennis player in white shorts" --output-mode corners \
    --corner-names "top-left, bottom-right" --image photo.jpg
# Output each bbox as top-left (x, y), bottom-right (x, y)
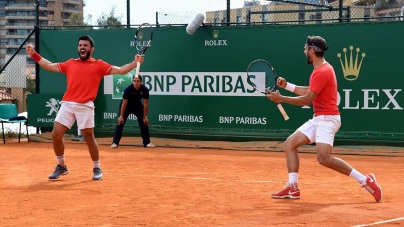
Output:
top-left (297, 115), bottom-right (341, 146)
top-left (265, 35), bottom-right (381, 202)
top-left (27, 35), bottom-right (144, 181)
top-left (55, 101), bottom-right (95, 130)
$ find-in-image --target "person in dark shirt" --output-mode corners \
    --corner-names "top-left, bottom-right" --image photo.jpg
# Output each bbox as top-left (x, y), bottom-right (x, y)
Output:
top-left (71, 128), bottom-right (84, 141)
top-left (111, 75), bottom-right (156, 148)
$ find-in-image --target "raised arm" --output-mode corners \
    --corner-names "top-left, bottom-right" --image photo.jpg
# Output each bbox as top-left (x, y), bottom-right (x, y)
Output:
top-left (277, 77), bottom-right (308, 96)
top-left (270, 89), bottom-right (318, 106)
top-left (289, 85), bottom-right (309, 96)
top-left (26, 44), bottom-right (60, 73)
top-left (266, 89), bottom-right (318, 106)
top-left (109, 54), bottom-right (144, 75)
top-left (266, 76), bottom-right (318, 106)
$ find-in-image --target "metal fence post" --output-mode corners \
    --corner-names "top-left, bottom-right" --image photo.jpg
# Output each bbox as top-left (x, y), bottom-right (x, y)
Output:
top-left (227, 0), bottom-right (231, 26)
top-left (127, 0), bottom-right (130, 28)
top-left (35, 0), bottom-right (40, 134)
top-left (35, 0), bottom-right (39, 94)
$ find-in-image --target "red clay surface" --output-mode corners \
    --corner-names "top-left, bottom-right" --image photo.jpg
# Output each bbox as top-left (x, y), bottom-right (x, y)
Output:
top-left (0, 135), bottom-right (403, 227)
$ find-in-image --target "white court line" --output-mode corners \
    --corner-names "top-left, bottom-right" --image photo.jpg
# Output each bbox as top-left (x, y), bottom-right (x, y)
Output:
top-left (109, 173), bottom-right (280, 183)
top-left (111, 173), bottom-right (351, 187)
top-left (351, 217), bottom-right (404, 227)
top-left (132, 174), bottom-right (280, 184)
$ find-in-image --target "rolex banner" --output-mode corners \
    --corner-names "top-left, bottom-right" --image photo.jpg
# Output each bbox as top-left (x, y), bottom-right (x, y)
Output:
top-left (28, 22), bottom-right (404, 143)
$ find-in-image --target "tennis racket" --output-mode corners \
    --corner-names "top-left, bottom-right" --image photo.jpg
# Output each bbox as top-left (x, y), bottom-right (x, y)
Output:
top-left (246, 59), bottom-right (289, 121)
top-left (134, 23), bottom-right (153, 78)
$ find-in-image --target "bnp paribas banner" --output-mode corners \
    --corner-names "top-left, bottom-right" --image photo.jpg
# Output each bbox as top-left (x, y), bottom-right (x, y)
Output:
top-left (102, 70), bottom-right (270, 127)
top-left (30, 22), bottom-right (404, 142)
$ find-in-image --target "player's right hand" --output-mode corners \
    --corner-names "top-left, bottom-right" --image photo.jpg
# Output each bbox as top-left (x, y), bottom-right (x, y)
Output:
top-left (118, 116), bottom-right (124, 125)
top-left (26, 43), bottom-right (35, 55)
top-left (277, 77), bottom-right (287, 89)
top-left (135, 54), bottom-right (144, 65)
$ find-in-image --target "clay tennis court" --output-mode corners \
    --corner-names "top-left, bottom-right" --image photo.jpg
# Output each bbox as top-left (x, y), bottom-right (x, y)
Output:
top-left (1, 134), bottom-right (403, 227)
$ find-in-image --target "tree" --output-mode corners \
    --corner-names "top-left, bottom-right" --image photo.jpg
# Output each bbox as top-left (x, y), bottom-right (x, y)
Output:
top-left (68, 12), bottom-right (92, 29)
top-left (375, 0), bottom-right (401, 10)
top-left (96, 6), bottom-right (123, 29)
top-left (26, 75), bottom-right (35, 94)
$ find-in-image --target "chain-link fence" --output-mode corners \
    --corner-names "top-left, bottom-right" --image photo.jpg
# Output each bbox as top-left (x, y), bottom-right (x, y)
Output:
top-left (0, 0), bottom-right (403, 115)
top-left (45, 0), bottom-right (404, 27)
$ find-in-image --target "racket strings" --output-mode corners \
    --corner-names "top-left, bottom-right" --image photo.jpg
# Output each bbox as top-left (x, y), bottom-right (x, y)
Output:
top-left (135, 25), bottom-right (153, 52)
top-left (248, 61), bottom-right (277, 92)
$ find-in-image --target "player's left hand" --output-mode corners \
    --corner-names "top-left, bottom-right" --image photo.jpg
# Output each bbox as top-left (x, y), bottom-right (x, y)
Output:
top-left (135, 54), bottom-right (144, 64)
top-left (143, 117), bottom-right (149, 125)
top-left (266, 89), bottom-right (282, 103)
top-left (277, 77), bottom-right (287, 89)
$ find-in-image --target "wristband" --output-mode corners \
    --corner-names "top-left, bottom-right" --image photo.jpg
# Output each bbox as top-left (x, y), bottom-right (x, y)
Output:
top-left (285, 82), bottom-right (296, 92)
top-left (31, 52), bottom-right (42, 62)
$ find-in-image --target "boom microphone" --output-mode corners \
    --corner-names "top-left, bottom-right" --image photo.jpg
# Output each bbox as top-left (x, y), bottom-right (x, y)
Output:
top-left (186, 13), bottom-right (205, 35)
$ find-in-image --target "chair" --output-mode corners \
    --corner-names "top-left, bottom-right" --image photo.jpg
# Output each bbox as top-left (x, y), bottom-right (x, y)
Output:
top-left (0, 104), bottom-right (29, 144)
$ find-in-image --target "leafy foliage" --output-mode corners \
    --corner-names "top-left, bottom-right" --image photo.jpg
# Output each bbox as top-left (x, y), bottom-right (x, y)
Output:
top-left (67, 12), bottom-right (92, 29)
top-left (96, 6), bottom-right (123, 29)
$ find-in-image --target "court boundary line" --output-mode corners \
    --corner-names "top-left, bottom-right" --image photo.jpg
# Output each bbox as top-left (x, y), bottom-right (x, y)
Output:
top-left (111, 173), bottom-right (365, 188)
top-left (351, 217), bottom-right (404, 227)
top-left (130, 174), bottom-right (280, 184)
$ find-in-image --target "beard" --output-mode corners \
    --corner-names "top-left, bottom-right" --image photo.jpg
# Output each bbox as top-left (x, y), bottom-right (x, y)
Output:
top-left (306, 54), bottom-right (313, 64)
top-left (78, 49), bottom-right (91, 61)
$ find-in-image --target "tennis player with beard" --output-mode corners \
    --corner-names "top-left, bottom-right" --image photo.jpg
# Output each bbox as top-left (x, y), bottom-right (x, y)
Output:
top-left (26, 35), bottom-right (144, 181)
top-left (266, 36), bottom-right (382, 202)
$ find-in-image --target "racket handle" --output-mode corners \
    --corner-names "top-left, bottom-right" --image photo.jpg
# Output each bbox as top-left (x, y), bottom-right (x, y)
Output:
top-left (135, 61), bottom-right (141, 78)
top-left (277, 103), bottom-right (290, 121)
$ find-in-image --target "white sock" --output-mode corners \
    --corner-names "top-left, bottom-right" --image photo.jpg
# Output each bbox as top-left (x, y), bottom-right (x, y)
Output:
top-left (77, 129), bottom-right (82, 136)
top-left (288, 172), bottom-right (299, 187)
top-left (349, 169), bottom-right (367, 183)
top-left (93, 160), bottom-right (100, 169)
top-left (57, 155), bottom-right (65, 166)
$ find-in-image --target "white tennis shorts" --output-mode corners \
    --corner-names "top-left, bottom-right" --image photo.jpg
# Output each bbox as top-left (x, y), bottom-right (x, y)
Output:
top-left (297, 115), bottom-right (341, 146)
top-left (54, 101), bottom-right (95, 130)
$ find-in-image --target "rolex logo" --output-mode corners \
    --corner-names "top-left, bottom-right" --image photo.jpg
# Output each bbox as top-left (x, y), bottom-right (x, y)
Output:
top-left (337, 46), bottom-right (366, 81)
top-left (213, 30), bottom-right (219, 39)
top-left (205, 30), bottom-right (227, 46)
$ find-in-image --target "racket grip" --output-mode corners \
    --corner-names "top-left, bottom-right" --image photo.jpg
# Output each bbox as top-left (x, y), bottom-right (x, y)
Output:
top-left (277, 103), bottom-right (290, 121)
top-left (135, 61), bottom-right (141, 77)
